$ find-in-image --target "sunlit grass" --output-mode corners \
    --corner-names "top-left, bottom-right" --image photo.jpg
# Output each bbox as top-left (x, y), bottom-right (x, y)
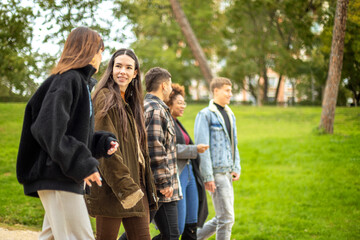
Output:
top-left (0, 103), bottom-right (359, 239)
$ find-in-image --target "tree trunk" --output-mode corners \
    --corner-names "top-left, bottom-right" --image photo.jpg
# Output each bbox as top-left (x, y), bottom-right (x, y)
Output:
top-left (262, 66), bottom-right (268, 103)
top-left (169, 0), bottom-right (213, 85)
top-left (275, 74), bottom-right (283, 103)
top-left (257, 76), bottom-right (263, 106)
top-left (247, 76), bottom-right (257, 102)
top-left (319, 0), bottom-right (349, 133)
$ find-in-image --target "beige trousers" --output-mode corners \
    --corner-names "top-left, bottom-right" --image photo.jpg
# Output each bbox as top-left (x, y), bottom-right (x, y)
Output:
top-left (38, 190), bottom-right (95, 240)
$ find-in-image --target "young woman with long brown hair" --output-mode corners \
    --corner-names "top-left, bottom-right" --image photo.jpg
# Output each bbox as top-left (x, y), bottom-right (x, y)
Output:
top-left (85, 48), bottom-right (157, 240)
top-left (17, 26), bottom-right (119, 240)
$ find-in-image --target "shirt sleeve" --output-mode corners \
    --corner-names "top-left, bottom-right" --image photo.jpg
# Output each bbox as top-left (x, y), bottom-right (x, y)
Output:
top-left (176, 144), bottom-right (198, 160)
top-left (144, 108), bottom-right (172, 190)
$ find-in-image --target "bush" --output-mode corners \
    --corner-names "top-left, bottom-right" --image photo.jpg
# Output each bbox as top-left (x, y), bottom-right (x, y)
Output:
top-left (0, 96), bottom-right (30, 102)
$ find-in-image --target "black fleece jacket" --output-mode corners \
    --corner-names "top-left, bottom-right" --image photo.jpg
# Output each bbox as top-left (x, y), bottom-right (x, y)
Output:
top-left (17, 65), bottom-right (116, 197)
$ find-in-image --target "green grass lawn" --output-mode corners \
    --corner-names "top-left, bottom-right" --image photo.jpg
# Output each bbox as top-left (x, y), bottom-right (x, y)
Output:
top-left (0, 103), bottom-right (359, 239)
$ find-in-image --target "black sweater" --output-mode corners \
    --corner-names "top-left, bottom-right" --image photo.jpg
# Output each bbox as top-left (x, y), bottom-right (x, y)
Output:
top-left (17, 65), bottom-right (115, 197)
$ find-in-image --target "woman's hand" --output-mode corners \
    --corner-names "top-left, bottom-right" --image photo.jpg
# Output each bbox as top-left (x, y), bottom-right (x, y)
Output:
top-left (107, 141), bottom-right (119, 155)
top-left (84, 171), bottom-right (102, 187)
top-left (197, 144), bottom-right (209, 153)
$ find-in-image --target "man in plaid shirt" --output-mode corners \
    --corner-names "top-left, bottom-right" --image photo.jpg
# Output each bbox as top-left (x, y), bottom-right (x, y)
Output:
top-left (144, 67), bottom-right (181, 240)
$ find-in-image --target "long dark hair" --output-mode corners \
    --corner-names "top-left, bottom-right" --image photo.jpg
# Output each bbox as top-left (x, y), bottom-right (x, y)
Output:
top-left (51, 26), bottom-right (104, 75)
top-left (92, 48), bottom-right (147, 154)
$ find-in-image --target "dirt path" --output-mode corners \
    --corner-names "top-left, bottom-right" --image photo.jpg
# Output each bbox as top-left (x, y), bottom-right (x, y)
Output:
top-left (0, 227), bottom-right (39, 240)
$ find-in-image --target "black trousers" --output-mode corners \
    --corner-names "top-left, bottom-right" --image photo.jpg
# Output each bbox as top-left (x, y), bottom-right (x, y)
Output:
top-left (152, 201), bottom-right (180, 240)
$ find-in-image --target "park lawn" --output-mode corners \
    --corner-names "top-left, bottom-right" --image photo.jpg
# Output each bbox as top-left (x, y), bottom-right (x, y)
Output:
top-left (0, 102), bottom-right (359, 239)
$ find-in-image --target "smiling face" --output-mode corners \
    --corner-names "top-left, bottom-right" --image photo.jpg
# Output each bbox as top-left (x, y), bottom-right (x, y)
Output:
top-left (214, 84), bottom-right (232, 106)
top-left (112, 54), bottom-right (138, 92)
top-left (170, 94), bottom-right (186, 118)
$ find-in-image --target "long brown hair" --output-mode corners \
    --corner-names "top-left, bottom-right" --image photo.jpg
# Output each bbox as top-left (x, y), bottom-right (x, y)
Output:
top-left (92, 49), bottom-right (147, 154)
top-left (51, 26), bottom-right (104, 75)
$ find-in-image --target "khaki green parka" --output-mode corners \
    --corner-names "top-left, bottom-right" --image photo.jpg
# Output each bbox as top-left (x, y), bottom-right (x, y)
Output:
top-left (85, 88), bottom-right (158, 218)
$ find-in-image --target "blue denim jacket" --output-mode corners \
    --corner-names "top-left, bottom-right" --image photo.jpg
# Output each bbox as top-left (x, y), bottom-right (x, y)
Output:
top-left (194, 100), bottom-right (241, 182)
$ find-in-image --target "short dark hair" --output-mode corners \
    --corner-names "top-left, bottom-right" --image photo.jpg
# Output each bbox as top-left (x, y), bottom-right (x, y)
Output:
top-left (210, 77), bottom-right (232, 93)
top-left (145, 67), bottom-right (172, 92)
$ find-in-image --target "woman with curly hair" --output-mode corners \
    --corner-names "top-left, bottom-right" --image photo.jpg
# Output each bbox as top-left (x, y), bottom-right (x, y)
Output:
top-left (165, 83), bottom-right (209, 240)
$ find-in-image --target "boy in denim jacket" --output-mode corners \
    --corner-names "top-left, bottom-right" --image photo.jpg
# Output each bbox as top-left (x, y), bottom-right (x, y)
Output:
top-left (194, 77), bottom-right (241, 240)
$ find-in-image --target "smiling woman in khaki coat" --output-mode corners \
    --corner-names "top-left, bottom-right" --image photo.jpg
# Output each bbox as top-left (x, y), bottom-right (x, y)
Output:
top-left (85, 48), bottom-right (157, 240)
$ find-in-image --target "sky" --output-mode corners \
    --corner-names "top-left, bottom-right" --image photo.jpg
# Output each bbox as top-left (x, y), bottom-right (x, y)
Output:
top-left (23, 0), bottom-right (135, 60)
top-left (16, 0), bottom-right (136, 82)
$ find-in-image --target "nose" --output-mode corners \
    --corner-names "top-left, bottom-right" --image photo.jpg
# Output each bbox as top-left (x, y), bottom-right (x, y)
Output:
top-left (120, 67), bottom-right (126, 74)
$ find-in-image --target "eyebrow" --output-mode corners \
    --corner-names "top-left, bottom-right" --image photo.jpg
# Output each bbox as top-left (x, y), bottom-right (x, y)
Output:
top-left (114, 63), bottom-right (134, 67)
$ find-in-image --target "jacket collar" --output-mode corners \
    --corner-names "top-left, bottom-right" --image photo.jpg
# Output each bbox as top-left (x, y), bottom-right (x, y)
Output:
top-left (77, 64), bottom-right (97, 86)
top-left (173, 117), bottom-right (194, 145)
top-left (208, 99), bottom-right (233, 115)
top-left (145, 93), bottom-right (169, 110)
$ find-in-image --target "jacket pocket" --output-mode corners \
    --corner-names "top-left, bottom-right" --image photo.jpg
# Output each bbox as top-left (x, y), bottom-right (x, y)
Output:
top-left (209, 125), bottom-right (226, 168)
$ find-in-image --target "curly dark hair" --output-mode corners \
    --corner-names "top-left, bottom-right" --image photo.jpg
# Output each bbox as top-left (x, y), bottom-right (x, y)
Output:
top-left (165, 83), bottom-right (185, 106)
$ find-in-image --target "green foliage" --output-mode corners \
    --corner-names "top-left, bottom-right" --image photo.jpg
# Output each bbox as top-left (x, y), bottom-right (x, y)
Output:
top-left (1, 103), bottom-right (359, 239)
top-left (35, 0), bottom-right (109, 45)
top-left (342, 0), bottom-right (360, 105)
top-left (306, 0), bottom-right (360, 106)
top-left (0, 1), bottom-right (38, 97)
top-left (220, 0), bottom-right (325, 102)
top-left (112, 0), bottom-right (224, 88)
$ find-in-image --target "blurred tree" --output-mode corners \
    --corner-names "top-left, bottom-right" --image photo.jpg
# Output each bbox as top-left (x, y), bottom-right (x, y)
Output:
top-left (0, 0), bottom-right (39, 97)
top-left (169, 0), bottom-right (213, 85)
top-left (219, 0), bottom-right (277, 105)
top-left (34, 0), bottom-right (111, 73)
top-left (320, 0), bottom-right (349, 134)
top-left (220, 0), bottom-right (324, 105)
top-left (342, 0), bottom-right (360, 106)
top-left (112, 0), bottom-right (224, 91)
top-left (35, 0), bottom-right (109, 46)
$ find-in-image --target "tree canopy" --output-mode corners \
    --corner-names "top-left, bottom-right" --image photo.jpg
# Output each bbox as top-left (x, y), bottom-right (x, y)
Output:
top-left (0, 0), bottom-right (359, 106)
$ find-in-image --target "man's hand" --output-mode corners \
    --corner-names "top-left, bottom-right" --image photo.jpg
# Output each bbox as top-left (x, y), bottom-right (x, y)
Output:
top-left (160, 186), bottom-right (174, 198)
top-left (84, 171), bottom-right (102, 187)
top-left (197, 144), bottom-right (210, 153)
top-left (231, 172), bottom-right (240, 181)
top-left (204, 181), bottom-right (216, 193)
top-left (107, 141), bottom-right (119, 155)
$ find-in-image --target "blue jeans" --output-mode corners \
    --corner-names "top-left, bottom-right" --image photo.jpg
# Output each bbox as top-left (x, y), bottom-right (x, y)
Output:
top-left (177, 163), bottom-right (199, 234)
top-left (197, 172), bottom-right (234, 240)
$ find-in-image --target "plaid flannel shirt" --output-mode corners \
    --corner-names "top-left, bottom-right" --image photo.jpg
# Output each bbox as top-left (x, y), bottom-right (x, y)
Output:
top-left (144, 94), bottom-right (181, 202)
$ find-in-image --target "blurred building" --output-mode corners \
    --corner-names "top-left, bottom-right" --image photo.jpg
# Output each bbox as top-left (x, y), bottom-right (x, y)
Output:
top-left (188, 68), bottom-right (299, 105)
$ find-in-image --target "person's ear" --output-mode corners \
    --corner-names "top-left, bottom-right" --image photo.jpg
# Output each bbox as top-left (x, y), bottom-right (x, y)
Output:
top-left (213, 88), bottom-right (218, 96)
